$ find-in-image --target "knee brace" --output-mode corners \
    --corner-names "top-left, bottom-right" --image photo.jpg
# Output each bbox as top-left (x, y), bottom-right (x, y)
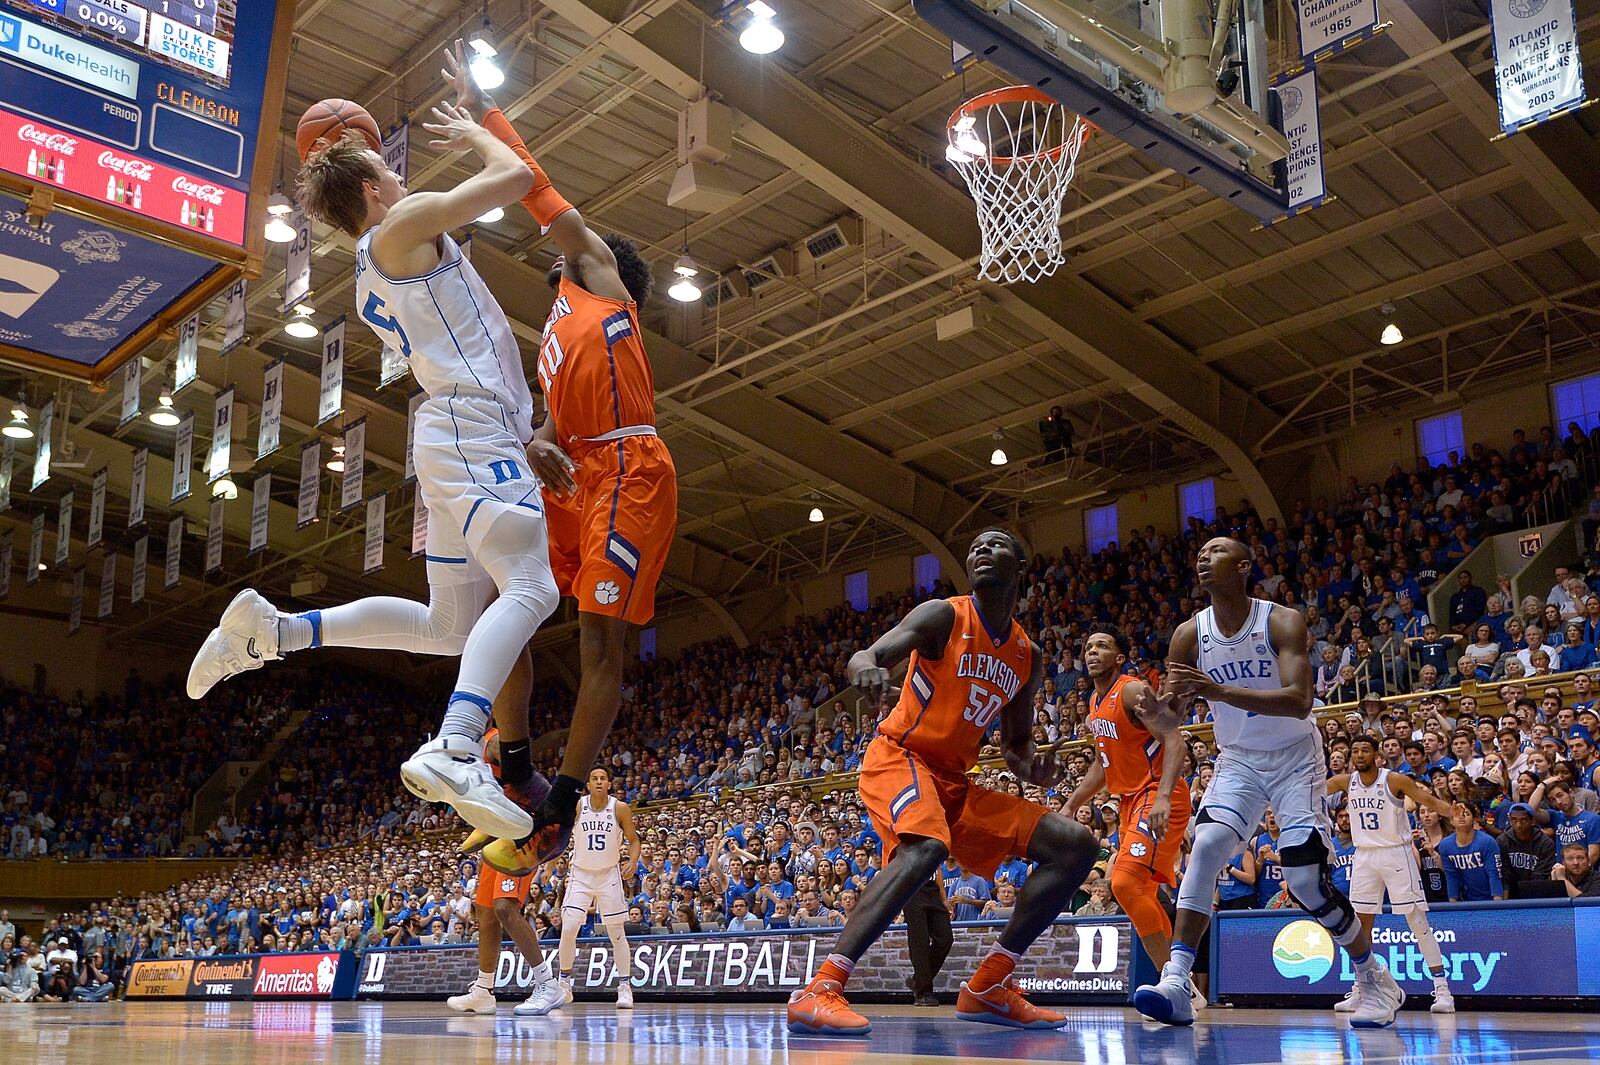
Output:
top-left (1279, 834), bottom-right (1357, 943)
top-left (1112, 862), bottom-right (1172, 941)
top-left (1176, 821), bottom-right (1241, 915)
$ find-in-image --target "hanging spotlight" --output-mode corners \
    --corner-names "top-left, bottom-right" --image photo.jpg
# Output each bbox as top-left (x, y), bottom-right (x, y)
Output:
top-left (285, 304), bottom-right (318, 339)
top-left (467, 30), bottom-right (504, 90)
top-left (212, 477), bottom-right (238, 500)
top-left (808, 506), bottom-right (824, 523)
top-left (739, 0), bottom-right (784, 54)
top-left (326, 443), bottom-right (346, 473)
top-left (264, 192), bottom-right (296, 243)
top-left (668, 253), bottom-right (702, 303)
top-left (476, 205), bottom-right (505, 224)
top-left (1379, 302), bottom-right (1403, 345)
top-left (149, 390), bottom-right (180, 428)
top-left (3, 403), bottom-right (32, 440)
top-left (989, 429), bottom-right (1007, 466)
top-left (946, 113), bottom-right (987, 164)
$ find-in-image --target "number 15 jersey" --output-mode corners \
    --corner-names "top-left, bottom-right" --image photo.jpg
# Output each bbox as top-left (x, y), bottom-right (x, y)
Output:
top-left (877, 595), bottom-right (1034, 775)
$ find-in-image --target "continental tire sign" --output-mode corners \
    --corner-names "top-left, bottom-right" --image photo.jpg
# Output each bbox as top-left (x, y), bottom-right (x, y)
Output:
top-left (189, 957), bottom-right (258, 998)
top-left (124, 959), bottom-right (195, 998)
top-left (358, 917), bottom-right (1131, 1003)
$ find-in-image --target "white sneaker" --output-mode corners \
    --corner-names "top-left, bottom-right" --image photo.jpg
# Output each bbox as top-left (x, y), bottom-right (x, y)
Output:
top-left (617, 981), bottom-right (634, 1009)
top-left (1430, 985), bottom-right (1455, 1014)
top-left (446, 982), bottom-right (496, 1014)
top-left (1349, 965), bottom-right (1405, 1029)
top-left (560, 975), bottom-right (574, 1005)
top-left (1188, 979), bottom-right (1206, 1013)
top-left (1132, 972), bottom-right (1195, 1026)
top-left (400, 736), bottom-right (534, 839)
top-left (186, 589), bottom-right (281, 698)
top-left (513, 975), bottom-right (565, 1017)
top-left (1334, 985), bottom-right (1360, 1013)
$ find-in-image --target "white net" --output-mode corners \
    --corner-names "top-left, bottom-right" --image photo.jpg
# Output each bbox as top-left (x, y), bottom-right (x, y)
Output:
top-left (946, 91), bottom-right (1089, 285)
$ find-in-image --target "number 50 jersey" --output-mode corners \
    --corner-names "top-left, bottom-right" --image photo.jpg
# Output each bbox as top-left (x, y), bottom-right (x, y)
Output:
top-left (877, 595), bottom-right (1034, 775)
top-left (355, 228), bottom-right (534, 443)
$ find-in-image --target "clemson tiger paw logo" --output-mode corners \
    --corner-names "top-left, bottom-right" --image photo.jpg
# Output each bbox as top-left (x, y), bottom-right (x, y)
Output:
top-left (594, 580), bottom-right (620, 605)
top-left (1129, 841), bottom-right (1149, 857)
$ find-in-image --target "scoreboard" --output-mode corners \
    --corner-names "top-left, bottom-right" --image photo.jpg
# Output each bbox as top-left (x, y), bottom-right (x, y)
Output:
top-left (0, 0), bottom-right (293, 381)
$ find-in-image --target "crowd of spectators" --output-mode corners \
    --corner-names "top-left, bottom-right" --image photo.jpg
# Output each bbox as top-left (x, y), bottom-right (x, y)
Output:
top-left (6, 421), bottom-right (1600, 1001)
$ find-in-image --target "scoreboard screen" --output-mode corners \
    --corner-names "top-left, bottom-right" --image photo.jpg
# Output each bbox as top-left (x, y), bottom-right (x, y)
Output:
top-left (21, 0), bottom-right (234, 85)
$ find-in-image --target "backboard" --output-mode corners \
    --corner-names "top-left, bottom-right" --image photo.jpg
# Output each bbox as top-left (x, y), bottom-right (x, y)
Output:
top-left (917, 0), bottom-right (1293, 220)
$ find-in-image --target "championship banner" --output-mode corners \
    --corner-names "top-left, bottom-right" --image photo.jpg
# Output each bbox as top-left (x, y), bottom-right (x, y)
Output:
top-left (364, 494), bottom-right (386, 573)
top-left (120, 356), bottom-right (142, 427)
top-left (175, 314), bottom-right (200, 393)
top-left (297, 441), bottom-right (321, 529)
top-left (97, 552), bottom-right (115, 620)
top-left (340, 418), bottom-right (366, 512)
top-left (0, 438), bottom-right (12, 512)
top-left (405, 391), bottom-right (423, 482)
top-left (0, 530), bottom-right (10, 601)
top-left (69, 567), bottom-right (83, 635)
top-left (379, 342), bottom-right (407, 390)
top-left (31, 398), bottom-right (52, 489)
top-left (205, 498), bottom-right (224, 573)
top-left (87, 468), bottom-right (107, 547)
top-left (208, 387), bottom-right (234, 483)
top-left (164, 515), bottom-right (183, 590)
top-left (172, 412), bottom-right (195, 502)
top-left (1489, 0), bottom-right (1587, 136)
top-left (27, 513), bottom-right (44, 586)
top-left (381, 118), bottom-right (410, 183)
top-left (55, 490), bottom-right (73, 565)
top-left (318, 318), bottom-right (346, 426)
top-left (131, 536), bottom-right (148, 605)
top-left (282, 210), bottom-right (312, 313)
top-left (250, 475), bottom-right (272, 555)
top-left (411, 492), bottom-right (427, 557)
top-left (123, 959), bottom-right (195, 999)
top-left (357, 918), bottom-right (1133, 1003)
top-left (221, 280), bottom-right (247, 355)
top-left (1294, 0), bottom-right (1381, 64)
top-left (259, 360), bottom-right (285, 459)
top-left (1272, 67), bottom-right (1326, 221)
top-left (129, 448), bottom-right (148, 529)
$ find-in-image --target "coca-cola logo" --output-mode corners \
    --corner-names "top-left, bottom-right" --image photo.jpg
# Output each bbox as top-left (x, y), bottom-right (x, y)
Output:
top-left (17, 124), bottom-right (78, 155)
top-left (98, 150), bottom-right (153, 181)
top-left (171, 176), bottom-right (224, 205)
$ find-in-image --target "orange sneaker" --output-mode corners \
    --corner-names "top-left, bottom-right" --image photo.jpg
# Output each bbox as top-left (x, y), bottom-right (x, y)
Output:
top-left (787, 980), bottom-right (872, 1035)
top-left (955, 979), bottom-right (1067, 1029)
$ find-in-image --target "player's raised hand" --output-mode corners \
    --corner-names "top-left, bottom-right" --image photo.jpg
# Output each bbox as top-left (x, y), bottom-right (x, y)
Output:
top-left (1013, 750), bottom-right (1067, 789)
top-left (527, 439), bottom-right (577, 496)
top-left (441, 40), bottom-right (487, 118)
top-left (422, 102), bottom-right (484, 152)
top-left (851, 664), bottom-right (899, 702)
top-left (1164, 663), bottom-right (1217, 701)
top-left (1133, 683), bottom-right (1185, 732)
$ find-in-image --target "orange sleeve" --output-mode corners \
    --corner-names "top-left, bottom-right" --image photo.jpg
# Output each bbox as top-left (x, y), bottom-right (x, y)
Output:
top-left (480, 107), bottom-right (574, 229)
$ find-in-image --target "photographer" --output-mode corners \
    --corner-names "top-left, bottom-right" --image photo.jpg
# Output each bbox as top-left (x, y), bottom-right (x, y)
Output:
top-left (1039, 405), bottom-right (1073, 464)
top-left (69, 950), bottom-right (113, 1002)
top-left (40, 940), bottom-right (76, 1002)
top-left (0, 949), bottom-right (38, 1003)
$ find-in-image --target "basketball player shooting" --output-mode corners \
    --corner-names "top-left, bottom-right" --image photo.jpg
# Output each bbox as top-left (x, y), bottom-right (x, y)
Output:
top-left (185, 98), bottom-right (561, 843)
top-left (1327, 734), bottom-right (1466, 1015)
top-left (1065, 625), bottom-right (1196, 992)
top-left (1132, 537), bottom-right (1405, 1028)
top-left (786, 530), bottom-right (1099, 1035)
top-left (438, 41), bottom-right (679, 873)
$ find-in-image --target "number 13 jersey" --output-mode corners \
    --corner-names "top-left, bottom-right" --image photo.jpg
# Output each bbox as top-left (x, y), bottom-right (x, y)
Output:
top-left (877, 595), bottom-right (1034, 774)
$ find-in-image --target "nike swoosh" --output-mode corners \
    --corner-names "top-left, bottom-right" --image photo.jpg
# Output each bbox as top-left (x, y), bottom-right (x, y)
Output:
top-left (962, 634), bottom-right (975, 640)
top-left (981, 994), bottom-right (1014, 1015)
top-left (245, 639), bottom-right (262, 661)
top-left (426, 766), bottom-right (471, 797)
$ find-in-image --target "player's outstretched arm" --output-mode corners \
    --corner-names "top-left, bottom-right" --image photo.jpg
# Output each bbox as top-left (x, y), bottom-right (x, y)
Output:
top-left (1389, 772), bottom-right (1463, 820)
top-left (1325, 773), bottom-right (1351, 796)
top-left (847, 599), bottom-right (956, 701)
top-left (1165, 607), bottom-right (1314, 719)
top-left (1129, 679), bottom-right (1187, 839)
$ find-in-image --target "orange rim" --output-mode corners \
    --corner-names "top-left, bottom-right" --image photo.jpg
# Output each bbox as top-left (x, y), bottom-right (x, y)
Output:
top-left (947, 85), bottom-right (1092, 166)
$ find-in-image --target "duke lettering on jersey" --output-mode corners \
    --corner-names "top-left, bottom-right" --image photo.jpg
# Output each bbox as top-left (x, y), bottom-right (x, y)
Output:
top-left (573, 795), bottom-right (619, 871)
top-left (1195, 598), bottom-right (1317, 751)
top-left (956, 652), bottom-right (1021, 702)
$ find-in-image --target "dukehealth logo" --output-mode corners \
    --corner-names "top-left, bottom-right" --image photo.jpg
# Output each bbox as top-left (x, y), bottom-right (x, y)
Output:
top-left (0, 14), bottom-right (19, 49)
top-left (0, 12), bottom-right (138, 99)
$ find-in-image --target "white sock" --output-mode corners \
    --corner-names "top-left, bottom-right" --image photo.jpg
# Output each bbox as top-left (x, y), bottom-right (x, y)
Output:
top-left (278, 613), bottom-right (316, 653)
top-left (1164, 941), bottom-right (1196, 981)
top-left (475, 969), bottom-right (493, 991)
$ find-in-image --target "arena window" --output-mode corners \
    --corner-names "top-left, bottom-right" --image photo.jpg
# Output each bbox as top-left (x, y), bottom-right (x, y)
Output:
top-left (638, 627), bottom-right (656, 660)
top-left (913, 552), bottom-right (940, 596)
top-left (1416, 411), bottom-right (1464, 467)
top-left (1179, 478), bottom-right (1215, 527)
top-left (1552, 371), bottom-right (1600, 434)
top-left (845, 569), bottom-right (869, 611)
top-left (1085, 502), bottom-right (1119, 553)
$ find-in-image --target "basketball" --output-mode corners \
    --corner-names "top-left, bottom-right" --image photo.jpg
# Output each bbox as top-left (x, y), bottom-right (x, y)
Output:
top-left (296, 98), bottom-right (382, 160)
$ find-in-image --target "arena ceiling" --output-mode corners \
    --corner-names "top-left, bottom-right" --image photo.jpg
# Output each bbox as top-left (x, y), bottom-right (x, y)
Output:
top-left (2, 0), bottom-right (1599, 650)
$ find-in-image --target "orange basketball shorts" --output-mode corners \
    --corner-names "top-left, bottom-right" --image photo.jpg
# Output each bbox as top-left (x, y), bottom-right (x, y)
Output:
top-left (859, 735), bottom-right (1047, 880)
top-left (475, 867), bottom-right (533, 908)
top-left (1113, 782), bottom-right (1192, 887)
top-left (543, 434), bottom-right (676, 625)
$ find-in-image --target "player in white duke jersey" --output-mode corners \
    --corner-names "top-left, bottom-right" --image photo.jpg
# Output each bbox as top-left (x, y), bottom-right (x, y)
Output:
top-left (1133, 537), bottom-right (1405, 1028)
top-left (1327, 733), bottom-right (1466, 1015)
top-left (184, 97), bottom-right (558, 842)
top-left (555, 767), bottom-right (640, 1008)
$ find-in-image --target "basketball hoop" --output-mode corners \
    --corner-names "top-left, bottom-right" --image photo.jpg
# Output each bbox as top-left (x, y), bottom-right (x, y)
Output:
top-left (946, 86), bottom-right (1091, 285)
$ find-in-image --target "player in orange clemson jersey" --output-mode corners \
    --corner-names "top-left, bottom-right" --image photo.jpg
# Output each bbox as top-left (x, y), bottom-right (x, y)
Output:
top-left (786, 530), bottom-right (1099, 1035)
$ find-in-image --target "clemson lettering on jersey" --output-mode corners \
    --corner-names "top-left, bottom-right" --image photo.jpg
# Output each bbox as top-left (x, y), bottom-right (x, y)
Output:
top-left (955, 652), bottom-right (1021, 701)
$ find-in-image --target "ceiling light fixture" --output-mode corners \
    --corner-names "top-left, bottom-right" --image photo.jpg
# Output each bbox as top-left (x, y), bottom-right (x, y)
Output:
top-left (808, 506), bottom-right (824, 523)
top-left (3, 403), bottom-right (32, 440)
top-left (285, 305), bottom-right (319, 339)
top-left (467, 10), bottom-right (504, 90)
top-left (989, 429), bottom-right (1007, 466)
top-left (668, 252), bottom-right (702, 303)
top-left (1379, 302), bottom-right (1403, 346)
top-left (739, 0), bottom-right (784, 54)
top-left (327, 443), bottom-right (346, 473)
top-left (264, 192), bottom-right (296, 242)
top-left (149, 390), bottom-right (180, 427)
top-left (212, 477), bottom-right (238, 500)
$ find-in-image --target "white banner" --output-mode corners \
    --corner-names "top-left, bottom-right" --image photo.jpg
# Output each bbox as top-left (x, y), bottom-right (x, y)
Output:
top-left (405, 391), bottom-right (424, 482)
top-left (208, 387), bottom-right (234, 483)
top-left (206, 497), bottom-right (224, 573)
top-left (364, 494), bottom-right (386, 573)
top-left (297, 441), bottom-right (321, 529)
top-left (222, 279), bottom-right (247, 354)
top-left (379, 342), bottom-right (407, 390)
top-left (1490, 0), bottom-right (1586, 135)
top-left (1295, 0), bottom-right (1379, 61)
top-left (120, 356), bottom-right (142, 427)
top-left (129, 447), bottom-right (148, 528)
top-left (0, 438), bottom-right (12, 512)
top-left (411, 490), bottom-right (427, 556)
top-left (31, 398), bottom-right (52, 489)
top-left (1274, 68), bottom-right (1325, 215)
top-left (172, 411), bottom-right (194, 501)
top-left (55, 490), bottom-right (73, 565)
top-left (381, 118), bottom-right (409, 182)
top-left (131, 535), bottom-right (147, 604)
top-left (259, 359), bottom-right (284, 459)
top-left (165, 515), bottom-right (183, 589)
top-left (283, 210), bottom-right (312, 313)
top-left (97, 551), bottom-right (115, 620)
top-left (318, 318), bottom-right (346, 426)
top-left (87, 467), bottom-right (107, 547)
top-left (0, 530), bottom-right (10, 600)
top-left (340, 418), bottom-right (365, 512)
top-left (27, 512), bottom-right (44, 585)
top-left (175, 314), bottom-right (199, 392)
top-left (69, 567), bottom-right (83, 635)
top-left (250, 474), bottom-right (271, 554)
